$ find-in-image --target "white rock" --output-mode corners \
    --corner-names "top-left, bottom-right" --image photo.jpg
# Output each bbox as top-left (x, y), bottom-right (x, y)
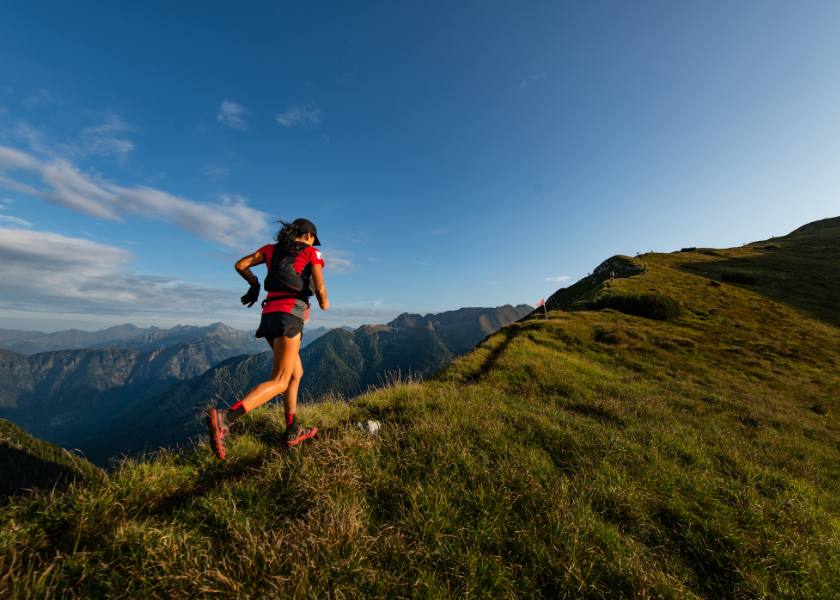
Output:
top-left (356, 419), bottom-right (381, 435)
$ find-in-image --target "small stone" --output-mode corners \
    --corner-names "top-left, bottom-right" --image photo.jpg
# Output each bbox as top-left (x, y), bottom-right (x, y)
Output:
top-left (356, 419), bottom-right (381, 435)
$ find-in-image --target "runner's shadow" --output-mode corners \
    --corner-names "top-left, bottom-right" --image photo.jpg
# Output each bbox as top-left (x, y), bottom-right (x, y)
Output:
top-left (148, 421), bottom-right (345, 518)
top-left (147, 451), bottom-right (270, 517)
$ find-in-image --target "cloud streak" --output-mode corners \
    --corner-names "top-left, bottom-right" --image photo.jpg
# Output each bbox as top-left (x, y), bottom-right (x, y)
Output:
top-left (0, 143), bottom-right (269, 246)
top-left (321, 248), bottom-right (355, 273)
top-left (0, 214), bottom-right (31, 227)
top-left (218, 100), bottom-right (248, 130)
top-left (201, 163), bottom-right (230, 180)
top-left (275, 105), bottom-right (321, 128)
top-left (80, 113), bottom-right (134, 159)
top-left (0, 227), bottom-right (244, 319)
top-left (545, 275), bottom-right (571, 283)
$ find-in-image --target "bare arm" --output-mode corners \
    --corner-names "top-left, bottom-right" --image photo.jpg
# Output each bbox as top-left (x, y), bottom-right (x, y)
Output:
top-left (310, 263), bottom-right (329, 310)
top-left (235, 250), bottom-right (265, 287)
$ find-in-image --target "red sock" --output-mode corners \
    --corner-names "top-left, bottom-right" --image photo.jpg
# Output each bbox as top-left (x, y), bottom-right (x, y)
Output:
top-left (230, 400), bottom-right (246, 412)
top-left (286, 412), bottom-right (295, 427)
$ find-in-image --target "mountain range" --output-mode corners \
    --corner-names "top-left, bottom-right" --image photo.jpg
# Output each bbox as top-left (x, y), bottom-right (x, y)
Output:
top-left (299, 304), bottom-right (533, 400)
top-left (1, 305), bottom-right (531, 463)
top-left (0, 321), bottom-right (343, 355)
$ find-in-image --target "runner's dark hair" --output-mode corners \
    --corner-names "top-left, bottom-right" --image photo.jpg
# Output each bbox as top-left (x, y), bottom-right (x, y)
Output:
top-left (274, 220), bottom-right (306, 255)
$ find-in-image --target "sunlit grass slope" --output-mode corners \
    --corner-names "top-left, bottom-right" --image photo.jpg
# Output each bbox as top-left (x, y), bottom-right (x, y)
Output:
top-left (1, 219), bottom-right (838, 599)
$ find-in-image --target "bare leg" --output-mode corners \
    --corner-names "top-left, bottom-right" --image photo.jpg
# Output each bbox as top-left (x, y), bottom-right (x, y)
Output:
top-left (283, 356), bottom-right (304, 418)
top-left (238, 334), bottom-right (301, 413)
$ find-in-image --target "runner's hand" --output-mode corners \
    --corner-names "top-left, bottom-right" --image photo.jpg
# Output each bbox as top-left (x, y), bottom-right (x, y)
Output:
top-left (241, 280), bottom-right (260, 307)
top-left (319, 298), bottom-right (330, 311)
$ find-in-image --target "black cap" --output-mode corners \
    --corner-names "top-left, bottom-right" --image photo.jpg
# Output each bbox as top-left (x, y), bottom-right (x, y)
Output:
top-left (293, 218), bottom-right (321, 246)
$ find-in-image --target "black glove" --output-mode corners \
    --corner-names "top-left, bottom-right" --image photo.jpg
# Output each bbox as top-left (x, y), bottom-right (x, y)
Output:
top-left (241, 279), bottom-right (260, 308)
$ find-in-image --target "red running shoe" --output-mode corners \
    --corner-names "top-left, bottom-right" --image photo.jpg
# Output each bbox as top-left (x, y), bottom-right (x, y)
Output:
top-left (206, 408), bottom-right (230, 459)
top-left (284, 424), bottom-right (318, 448)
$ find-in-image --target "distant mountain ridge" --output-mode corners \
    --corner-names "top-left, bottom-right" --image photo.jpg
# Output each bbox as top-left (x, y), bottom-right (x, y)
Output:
top-left (0, 323), bottom-right (147, 354)
top-left (0, 322), bottom-right (266, 355)
top-left (0, 321), bottom-right (338, 355)
top-left (82, 304), bottom-right (532, 462)
top-left (300, 304), bottom-right (534, 400)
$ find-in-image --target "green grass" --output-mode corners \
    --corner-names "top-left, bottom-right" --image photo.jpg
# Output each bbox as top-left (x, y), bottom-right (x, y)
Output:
top-left (1, 420), bottom-right (103, 501)
top-left (1, 220), bottom-right (839, 598)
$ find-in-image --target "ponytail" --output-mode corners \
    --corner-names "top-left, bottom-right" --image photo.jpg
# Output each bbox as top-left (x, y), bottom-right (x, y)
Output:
top-left (274, 220), bottom-right (306, 255)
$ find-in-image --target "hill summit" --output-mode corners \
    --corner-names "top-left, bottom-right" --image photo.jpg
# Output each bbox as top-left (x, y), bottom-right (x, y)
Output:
top-left (1, 218), bottom-right (838, 598)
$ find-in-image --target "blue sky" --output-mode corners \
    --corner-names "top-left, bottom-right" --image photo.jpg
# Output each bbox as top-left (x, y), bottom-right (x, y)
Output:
top-left (0, 1), bottom-right (838, 331)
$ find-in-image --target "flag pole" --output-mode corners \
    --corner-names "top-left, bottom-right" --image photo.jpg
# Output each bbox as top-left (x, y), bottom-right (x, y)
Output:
top-left (537, 298), bottom-right (547, 320)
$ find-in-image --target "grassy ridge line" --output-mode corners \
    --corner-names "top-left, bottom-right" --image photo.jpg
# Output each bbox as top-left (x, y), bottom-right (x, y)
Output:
top-left (1, 231), bottom-right (839, 598)
top-left (1, 419), bottom-right (103, 500)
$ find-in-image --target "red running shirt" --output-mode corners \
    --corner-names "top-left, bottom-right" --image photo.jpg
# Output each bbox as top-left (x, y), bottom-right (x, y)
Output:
top-left (258, 244), bottom-right (325, 317)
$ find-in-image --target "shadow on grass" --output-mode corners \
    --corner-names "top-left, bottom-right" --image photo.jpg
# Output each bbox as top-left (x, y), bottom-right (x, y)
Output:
top-left (463, 326), bottom-right (518, 383)
top-left (651, 505), bottom-right (740, 598)
top-left (681, 244), bottom-right (840, 328)
top-left (564, 402), bottom-right (624, 427)
top-left (146, 424), bottom-right (335, 519)
top-left (1, 444), bottom-right (87, 502)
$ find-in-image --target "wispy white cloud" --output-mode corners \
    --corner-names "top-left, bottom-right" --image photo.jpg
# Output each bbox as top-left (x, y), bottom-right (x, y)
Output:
top-left (0, 175), bottom-right (39, 195)
top-left (0, 145), bottom-right (40, 170)
top-left (3, 113), bottom-right (133, 163)
top-left (323, 248), bottom-right (355, 273)
top-left (81, 113), bottom-right (134, 159)
top-left (217, 100), bottom-right (248, 130)
top-left (313, 298), bottom-right (400, 325)
top-left (0, 227), bottom-right (245, 319)
top-left (8, 122), bottom-right (59, 158)
top-left (275, 105), bottom-right (321, 128)
top-left (41, 159), bottom-right (121, 219)
top-left (0, 197), bottom-right (13, 209)
top-left (0, 214), bottom-right (31, 227)
top-left (202, 162), bottom-right (230, 180)
top-left (0, 143), bottom-right (269, 246)
top-left (545, 275), bottom-right (571, 283)
top-left (108, 186), bottom-right (268, 246)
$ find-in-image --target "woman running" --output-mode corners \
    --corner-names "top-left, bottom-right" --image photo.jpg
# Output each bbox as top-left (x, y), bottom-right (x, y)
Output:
top-left (206, 218), bottom-right (329, 459)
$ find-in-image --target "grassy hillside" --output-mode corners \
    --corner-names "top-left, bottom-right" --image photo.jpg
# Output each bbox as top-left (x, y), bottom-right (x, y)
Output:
top-left (1, 219), bottom-right (838, 598)
top-left (0, 419), bottom-right (102, 501)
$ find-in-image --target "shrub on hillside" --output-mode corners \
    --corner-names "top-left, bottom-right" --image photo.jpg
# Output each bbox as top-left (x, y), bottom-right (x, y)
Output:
top-left (591, 293), bottom-right (682, 321)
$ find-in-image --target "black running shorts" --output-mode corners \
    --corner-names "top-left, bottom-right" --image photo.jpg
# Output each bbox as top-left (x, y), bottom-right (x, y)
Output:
top-left (255, 311), bottom-right (304, 344)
